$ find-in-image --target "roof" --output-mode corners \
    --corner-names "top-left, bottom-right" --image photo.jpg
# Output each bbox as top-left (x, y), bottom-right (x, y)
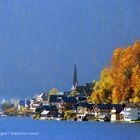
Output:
top-left (43, 105), bottom-right (58, 111)
top-left (36, 92), bottom-right (48, 101)
top-left (49, 95), bottom-right (57, 102)
top-left (26, 100), bottom-right (31, 106)
top-left (96, 104), bottom-right (122, 109)
top-left (125, 103), bottom-right (140, 108)
top-left (41, 110), bottom-right (49, 115)
top-left (79, 102), bottom-right (94, 109)
top-left (19, 100), bottom-right (25, 106)
top-left (63, 96), bottom-right (78, 103)
top-left (49, 95), bottom-right (78, 103)
top-left (41, 93), bottom-right (48, 101)
top-left (19, 100), bottom-right (31, 107)
top-left (49, 95), bottom-right (64, 103)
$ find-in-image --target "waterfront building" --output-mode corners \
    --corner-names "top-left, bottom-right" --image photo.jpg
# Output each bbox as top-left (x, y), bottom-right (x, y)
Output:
top-left (94, 104), bottom-right (122, 121)
top-left (41, 110), bottom-right (50, 120)
top-left (120, 103), bottom-right (140, 122)
top-left (77, 102), bottom-right (94, 114)
top-left (110, 107), bottom-right (123, 122)
top-left (30, 99), bottom-right (42, 113)
top-left (18, 100), bottom-right (30, 110)
top-left (77, 102), bottom-right (95, 121)
top-left (49, 95), bottom-right (77, 112)
top-left (39, 105), bottom-right (59, 120)
top-left (49, 95), bottom-right (65, 105)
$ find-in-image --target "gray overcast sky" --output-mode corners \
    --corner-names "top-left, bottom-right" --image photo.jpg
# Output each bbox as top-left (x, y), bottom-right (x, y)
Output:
top-left (0, 0), bottom-right (140, 99)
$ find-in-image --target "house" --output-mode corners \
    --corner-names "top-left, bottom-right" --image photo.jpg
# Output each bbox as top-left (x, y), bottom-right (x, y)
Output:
top-left (49, 95), bottom-right (66, 113)
top-left (77, 102), bottom-right (94, 121)
top-left (94, 104), bottom-right (111, 118)
top-left (30, 99), bottom-right (42, 113)
top-left (49, 95), bottom-right (78, 112)
top-left (18, 100), bottom-right (31, 110)
top-left (62, 96), bottom-right (78, 111)
top-left (35, 92), bottom-right (48, 103)
top-left (18, 100), bottom-right (25, 110)
top-left (111, 105), bottom-right (124, 122)
top-left (25, 100), bottom-right (31, 109)
top-left (40, 105), bottom-right (59, 120)
top-left (41, 110), bottom-right (50, 120)
top-left (94, 104), bottom-right (122, 122)
top-left (49, 95), bottom-right (63, 105)
top-left (77, 102), bottom-right (94, 114)
top-left (120, 103), bottom-right (140, 122)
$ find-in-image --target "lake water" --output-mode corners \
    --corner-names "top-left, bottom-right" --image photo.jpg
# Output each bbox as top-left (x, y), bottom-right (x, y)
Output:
top-left (0, 117), bottom-right (140, 140)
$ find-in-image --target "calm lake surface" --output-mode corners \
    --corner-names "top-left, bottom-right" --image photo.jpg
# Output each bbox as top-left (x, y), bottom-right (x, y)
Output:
top-left (0, 117), bottom-right (140, 140)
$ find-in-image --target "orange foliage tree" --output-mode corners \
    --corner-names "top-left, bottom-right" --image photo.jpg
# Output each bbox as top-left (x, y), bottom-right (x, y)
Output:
top-left (90, 41), bottom-right (140, 104)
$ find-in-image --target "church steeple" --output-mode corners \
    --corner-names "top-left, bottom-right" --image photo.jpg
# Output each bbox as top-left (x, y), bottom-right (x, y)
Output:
top-left (71, 64), bottom-right (78, 90)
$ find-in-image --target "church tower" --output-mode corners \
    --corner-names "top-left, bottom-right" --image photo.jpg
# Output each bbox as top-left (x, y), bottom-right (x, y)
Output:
top-left (71, 64), bottom-right (79, 90)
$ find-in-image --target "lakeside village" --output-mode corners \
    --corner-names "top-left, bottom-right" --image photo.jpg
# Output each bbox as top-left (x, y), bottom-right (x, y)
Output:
top-left (0, 64), bottom-right (140, 123)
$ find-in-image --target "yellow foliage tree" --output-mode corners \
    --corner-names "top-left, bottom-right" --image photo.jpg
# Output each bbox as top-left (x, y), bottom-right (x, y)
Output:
top-left (91, 67), bottom-right (113, 104)
top-left (90, 40), bottom-right (140, 104)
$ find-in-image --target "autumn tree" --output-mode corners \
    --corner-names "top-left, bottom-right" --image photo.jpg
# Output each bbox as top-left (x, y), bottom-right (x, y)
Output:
top-left (91, 67), bottom-right (113, 104)
top-left (48, 88), bottom-right (59, 95)
top-left (90, 40), bottom-right (140, 104)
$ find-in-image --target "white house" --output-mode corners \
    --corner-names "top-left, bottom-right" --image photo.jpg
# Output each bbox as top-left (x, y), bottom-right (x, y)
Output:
top-left (41, 110), bottom-right (50, 120)
top-left (120, 103), bottom-right (140, 122)
top-left (35, 93), bottom-right (48, 102)
top-left (30, 99), bottom-right (41, 113)
top-left (111, 107), bottom-right (123, 122)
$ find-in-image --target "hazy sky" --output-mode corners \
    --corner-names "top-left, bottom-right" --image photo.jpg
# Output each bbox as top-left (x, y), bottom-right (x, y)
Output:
top-left (0, 0), bottom-right (140, 99)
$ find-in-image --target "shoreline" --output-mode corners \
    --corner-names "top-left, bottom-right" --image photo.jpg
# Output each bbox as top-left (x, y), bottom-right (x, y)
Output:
top-left (1, 115), bottom-right (140, 124)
